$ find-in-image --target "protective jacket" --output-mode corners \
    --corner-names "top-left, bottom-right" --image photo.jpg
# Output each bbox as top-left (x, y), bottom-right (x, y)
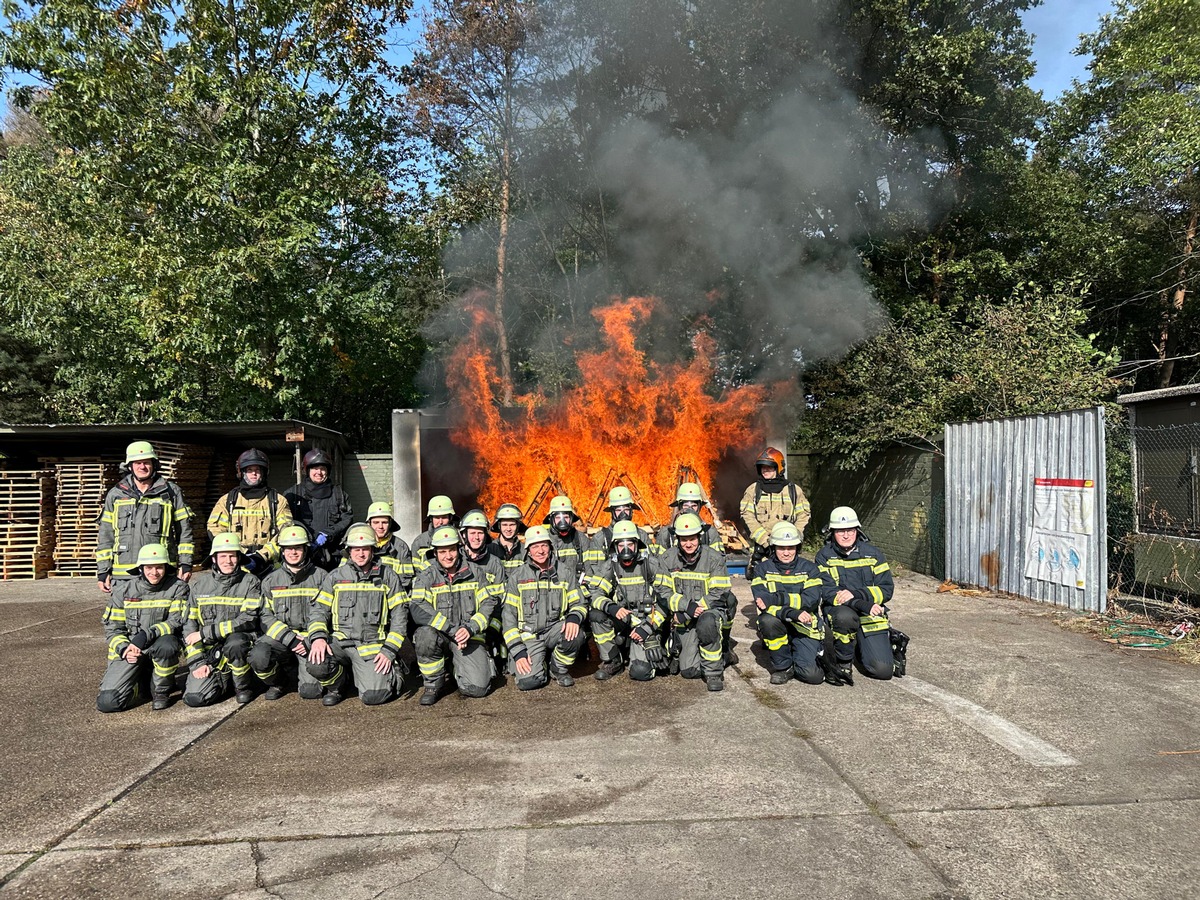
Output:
top-left (751, 556), bottom-right (827, 623)
top-left (97, 474), bottom-right (194, 579)
top-left (284, 480), bottom-right (352, 546)
top-left (464, 546), bottom-right (508, 597)
top-left (591, 552), bottom-right (670, 629)
top-left (103, 572), bottom-right (189, 661)
top-left (488, 538), bottom-right (524, 572)
top-left (410, 529), bottom-right (435, 572)
top-left (739, 479), bottom-right (811, 548)
top-left (259, 560), bottom-right (325, 650)
top-left (815, 538), bottom-right (894, 615)
top-left (549, 528), bottom-right (592, 580)
top-left (653, 518), bottom-right (724, 555)
top-left (659, 544), bottom-right (731, 616)
top-left (374, 533), bottom-right (414, 591)
top-left (182, 568), bottom-right (262, 671)
top-left (410, 558), bottom-right (498, 639)
top-left (207, 486), bottom-right (293, 563)
top-left (310, 561), bottom-right (408, 661)
top-left (501, 551), bottom-right (586, 652)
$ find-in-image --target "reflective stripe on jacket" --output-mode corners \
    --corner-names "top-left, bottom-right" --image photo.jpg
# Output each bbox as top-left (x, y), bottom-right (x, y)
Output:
top-left (102, 574), bottom-right (189, 659)
top-left (310, 561), bottom-right (408, 660)
top-left (97, 475), bottom-right (194, 577)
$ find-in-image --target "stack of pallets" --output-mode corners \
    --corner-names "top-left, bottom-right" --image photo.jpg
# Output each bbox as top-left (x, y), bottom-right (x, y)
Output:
top-left (40, 456), bottom-right (121, 577)
top-left (154, 442), bottom-right (215, 561)
top-left (0, 469), bottom-right (56, 579)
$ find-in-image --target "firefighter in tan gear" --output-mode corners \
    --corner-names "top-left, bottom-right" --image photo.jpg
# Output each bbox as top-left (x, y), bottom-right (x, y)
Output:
top-left (207, 448), bottom-right (293, 575)
top-left (502, 525), bottom-right (588, 690)
top-left (740, 447), bottom-right (810, 569)
top-left (247, 525), bottom-right (326, 701)
top-left (306, 524), bottom-right (409, 707)
top-left (410, 526), bottom-right (499, 705)
top-left (366, 501), bottom-right (414, 591)
top-left (588, 520), bottom-right (672, 682)
top-left (96, 543), bottom-right (189, 712)
top-left (97, 441), bottom-right (194, 593)
top-left (488, 503), bottom-right (526, 572)
top-left (411, 495), bottom-right (457, 572)
top-left (659, 513), bottom-right (731, 692)
top-left (751, 522), bottom-right (830, 686)
top-left (182, 533), bottom-right (263, 707)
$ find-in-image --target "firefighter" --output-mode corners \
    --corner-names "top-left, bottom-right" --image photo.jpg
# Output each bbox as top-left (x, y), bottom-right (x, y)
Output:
top-left (207, 449), bottom-right (293, 575)
top-left (459, 509), bottom-right (507, 591)
top-left (659, 513), bottom-right (731, 692)
top-left (366, 501), bottom-right (414, 590)
top-left (247, 525), bottom-right (326, 701)
top-left (409, 526), bottom-right (499, 705)
top-left (544, 494), bottom-right (592, 581)
top-left (588, 520), bottom-right (671, 682)
top-left (488, 503), bottom-right (526, 572)
top-left (306, 524), bottom-right (409, 706)
top-left (739, 447), bottom-right (811, 571)
top-left (656, 481), bottom-right (738, 667)
top-left (285, 449), bottom-right (352, 571)
top-left (501, 525), bottom-right (587, 690)
top-left (96, 543), bottom-right (188, 712)
top-left (584, 485), bottom-right (640, 575)
top-left (97, 441), bottom-right (194, 593)
top-left (751, 522), bottom-right (830, 686)
top-left (182, 533), bottom-right (263, 707)
top-left (411, 495), bottom-right (457, 572)
top-left (815, 506), bottom-right (907, 684)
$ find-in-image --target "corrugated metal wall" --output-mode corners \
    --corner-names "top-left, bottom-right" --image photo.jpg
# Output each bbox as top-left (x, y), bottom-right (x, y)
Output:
top-left (945, 407), bottom-right (1107, 613)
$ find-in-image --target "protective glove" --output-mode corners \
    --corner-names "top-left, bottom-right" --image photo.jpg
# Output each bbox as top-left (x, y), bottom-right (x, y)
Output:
top-left (315, 533), bottom-right (328, 547)
top-left (685, 600), bottom-right (703, 619)
top-left (780, 606), bottom-right (801, 623)
top-left (642, 632), bottom-right (665, 665)
top-left (128, 629), bottom-right (152, 650)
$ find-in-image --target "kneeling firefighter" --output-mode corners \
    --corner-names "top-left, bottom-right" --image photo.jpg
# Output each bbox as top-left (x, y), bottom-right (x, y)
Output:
top-left (814, 506), bottom-right (909, 685)
top-left (751, 522), bottom-right (829, 686)
top-left (589, 520), bottom-right (672, 682)
top-left (659, 513), bottom-right (731, 692)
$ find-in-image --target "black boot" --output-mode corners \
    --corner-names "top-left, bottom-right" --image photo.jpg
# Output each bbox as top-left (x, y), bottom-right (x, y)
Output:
top-left (420, 680), bottom-right (444, 706)
top-left (770, 669), bottom-right (791, 685)
top-left (722, 630), bottom-right (739, 667)
top-left (890, 628), bottom-right (910, 677)
top-left (594, 658), bottom-right (624, 681)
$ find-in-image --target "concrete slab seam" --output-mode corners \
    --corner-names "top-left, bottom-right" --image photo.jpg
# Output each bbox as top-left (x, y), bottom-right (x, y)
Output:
top-left (0, 703), bottom-right (245, 891)
top-left (0, 604), bottom-right (105, 637)
top-left (891, 677), bottom-right (1079, 768)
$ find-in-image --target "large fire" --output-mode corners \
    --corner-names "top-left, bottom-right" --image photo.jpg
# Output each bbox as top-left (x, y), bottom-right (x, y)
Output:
top-left (447, 295), bottom-right (770, 528)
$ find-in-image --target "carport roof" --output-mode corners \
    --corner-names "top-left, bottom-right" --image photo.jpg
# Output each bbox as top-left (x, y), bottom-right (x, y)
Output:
top-left (0, 419), bottom-right (348, 452)
top-left (1117, 384), bottom-right (1200, 405)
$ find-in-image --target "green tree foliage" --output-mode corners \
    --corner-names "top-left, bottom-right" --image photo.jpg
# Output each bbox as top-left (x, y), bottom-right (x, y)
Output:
top-left (0, 0), bottom-right (430, 447)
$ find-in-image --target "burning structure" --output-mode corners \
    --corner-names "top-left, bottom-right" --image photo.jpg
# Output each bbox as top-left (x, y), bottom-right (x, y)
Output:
top-left (442, 293), bottom-right (773, 543)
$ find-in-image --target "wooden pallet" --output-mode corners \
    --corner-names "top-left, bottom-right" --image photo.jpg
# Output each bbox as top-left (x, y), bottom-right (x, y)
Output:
top-left (0, 469), bottom-right (57, 580)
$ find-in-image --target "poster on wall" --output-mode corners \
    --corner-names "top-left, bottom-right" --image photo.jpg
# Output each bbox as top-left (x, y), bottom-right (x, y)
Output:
top-left (1033, 477), bottom-right (1095, 535)
top-left (1024, 528), bottom-right (1087, 589)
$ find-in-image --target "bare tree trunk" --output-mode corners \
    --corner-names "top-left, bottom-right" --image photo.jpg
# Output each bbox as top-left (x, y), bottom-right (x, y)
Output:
top-left (494, 54), bottom-right (515, 407)
top-left (1158, 202), bottom-right (1198, 388)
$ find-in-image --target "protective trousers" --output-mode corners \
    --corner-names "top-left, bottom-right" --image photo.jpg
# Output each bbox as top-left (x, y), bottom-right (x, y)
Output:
top-left (512, 620), bottom-right (583, 691)
top-left (96, 634), bottom-right (182, 712)
top-left (305, 638), bottom-right (398, 706)
top-left (588, 608), bottom-right (664, 681)
top-left (184, 632), bottom-right (254, 707)
top-left (676, 609), bottom-right (724, 681)
top-left (413, 626), bottom-right (496, 698)
top-left (247, 636), bottom-right (324, 700)
top-left (756, 613), bottom-right (824, 684)
top-left (827, 605), bottom-right (894, 680)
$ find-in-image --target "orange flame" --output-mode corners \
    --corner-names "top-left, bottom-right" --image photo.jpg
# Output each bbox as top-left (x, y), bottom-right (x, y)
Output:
top-left (447, 294), bottom-right (770, 526)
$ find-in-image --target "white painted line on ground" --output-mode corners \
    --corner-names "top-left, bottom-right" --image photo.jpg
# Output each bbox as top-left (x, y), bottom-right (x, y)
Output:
top-left (892, 676), bottom-right (1079, 768)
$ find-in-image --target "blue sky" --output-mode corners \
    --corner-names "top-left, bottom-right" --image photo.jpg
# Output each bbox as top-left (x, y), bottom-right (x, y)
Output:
top-left (1021, 0), bottom-right (1116, 98)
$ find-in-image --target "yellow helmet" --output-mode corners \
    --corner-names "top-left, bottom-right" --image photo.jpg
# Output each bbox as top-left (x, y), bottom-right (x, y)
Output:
top-left (524, 525), bottom-right (553, 547)
top-left (606, 486), bottom-right (640, 511)
top-left (277, 525), bottom-right (311, 548)
top-left (544, 495), bottom-right (579, 524)
top-left (609, 520), bottom-right (644, 548)
top-left (125, 441), bottom-right (157, 465)
top-left (431, 525), bottom-right (462, 548)
top-left (426, 495), bottom-right (455, 517)
top-left (367, 501), bottom-right (399, 531)
top-left (827, 506), bottom-right (861, 531)
top-left (672, 482), bottom-right (705, 505)
top-left (344, 524), bottom-right (376, 548)
top-left (210, 533), bottom-right (244, 556)
top-left (490, 503), bottom-right (526, 534)
top-left (135, 543), bottom-right (170, 567)
top-left (770, 521), bottom-right (802, 547)
top-left (459, 509), bottom-right (489, 530)
top-left (673, 513), bottom-right (704, 537)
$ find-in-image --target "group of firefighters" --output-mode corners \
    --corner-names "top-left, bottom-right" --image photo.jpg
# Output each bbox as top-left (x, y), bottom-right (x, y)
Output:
top-left (95, 442), bottom-right (908, 713)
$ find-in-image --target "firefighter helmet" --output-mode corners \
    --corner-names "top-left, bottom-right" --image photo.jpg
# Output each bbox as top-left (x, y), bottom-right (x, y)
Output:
top-left (236, 448), bottom-right (269, 477)
top-left (827, 506), bottom-right (862, 531)
top-left (605, 486), bottom-right (640, 512)
top-left (770, 521), bottom-right (802, 547)
top-left (344, 524), bottom-right (376, 548)
top-left (672, 482), bottom-right (705, 506)
top-left (490, 503), bottom-right (527, 534)
top-left (209, 533), bottom-right (244, 556)
top-left (125, 441), bottom-right (158, 465)
top-left (426, 495), bottom-right (455, 518)
top-left (673, 513), bottom-right (704, 537)
top-left (277, 525), bottom-right (311, 548)
top-left (609, 519), bottom-right (645, 548)
top-left (459, 509), bottom-right (489, 531)
top-left (302, 449), bottom-right (332, 470)
top-left (367, 501), bottom-right (399, 530)
top-left (755, 447), bottom-right (785, 472)
top-left (431, 525), bottom-right (462, 548)
top-left (135, 543), bottom-right (170, 568)
top-left (544, 495), bottom-right (580, 524)
top-left (524, 525), bottom-right (553, 547)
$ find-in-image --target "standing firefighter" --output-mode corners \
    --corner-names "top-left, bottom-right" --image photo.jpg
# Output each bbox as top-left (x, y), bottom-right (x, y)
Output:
top-left (410, 526), bottom-right (499, 705)
top-left (752, 522), bottom-right (830, 686)
top-left (207, 449), bottom-right (293, 575)
top-left (589, 520), bottom-right (671, 682)
top-left (285, 449), bottom-right (352, 571)
top-left (96, 543), bottom-right (189, 712)
top-left (182, 533), bottom-right (262, 707)
top-left (247, 525), bottom-right (326, 701)
top-left (739, 447), bottom-right (810, 570)
top-left (365, 501), bottom-right (414, 590)
top-left (544, 494), bottom-right (592, 581)
top-left (411, 495), bottom-right (457, 572)
top-left (488, 503), bottom-right (526, 572)
top-left (660, 513), bottom-right (731, 692)
top-left (502, 525), bottom-right (587, 690)
top-left (815, 507), bottom-right (908, 685)
top-left (306, 524), bottom-right (409, 707)
top-left (585, 486), bottom-right (640, 575)
top-left (97, 441), bottom-right (194, 593)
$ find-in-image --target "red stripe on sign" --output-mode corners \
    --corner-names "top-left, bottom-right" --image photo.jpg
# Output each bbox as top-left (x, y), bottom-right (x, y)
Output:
top-left (1034, 478), bottom-right (1093, 488)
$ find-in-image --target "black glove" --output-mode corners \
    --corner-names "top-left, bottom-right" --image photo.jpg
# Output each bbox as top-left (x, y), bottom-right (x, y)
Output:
top-left (642, 632), bottom-right (664, 665)
top-left (245, 554), bottom-right (265, 575)
top-left (781, 606), bottom-right (801, 623)
top-left (685, 600), bottom-right (703, 619)
top-left (128, 629), bottom-right (152, 650)
top-left (631, 623), bottom-right (652, 643)
top-left (392, 654), bottom-right (411, 676)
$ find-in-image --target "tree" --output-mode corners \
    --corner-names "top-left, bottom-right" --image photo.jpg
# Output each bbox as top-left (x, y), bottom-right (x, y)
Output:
top-left (0, 0), bottom-right (427, 446)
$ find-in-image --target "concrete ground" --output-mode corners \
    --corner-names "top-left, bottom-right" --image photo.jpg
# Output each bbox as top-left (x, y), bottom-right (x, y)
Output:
top-left (1, 569), bottom-right (1198, 899)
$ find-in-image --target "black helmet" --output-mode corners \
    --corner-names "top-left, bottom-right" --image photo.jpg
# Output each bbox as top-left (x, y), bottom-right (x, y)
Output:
top-left (303, 449), bottom-right (332, 470)
top-left (236, 448), bottom-right (269, 477)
